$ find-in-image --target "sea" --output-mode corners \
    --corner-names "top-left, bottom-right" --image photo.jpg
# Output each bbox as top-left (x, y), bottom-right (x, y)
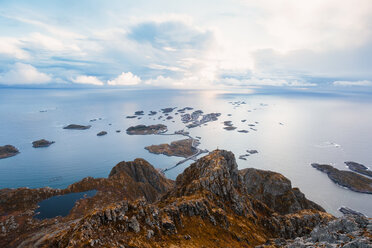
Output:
top-left (0, 88), bottom-right (371, 217)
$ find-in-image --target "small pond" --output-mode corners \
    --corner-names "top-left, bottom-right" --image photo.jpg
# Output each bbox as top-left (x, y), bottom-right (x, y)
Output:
top-left (34, 190), bottom-right (97, 220)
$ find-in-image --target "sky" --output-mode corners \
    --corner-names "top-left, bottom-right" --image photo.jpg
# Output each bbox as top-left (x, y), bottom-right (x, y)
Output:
top-left (0, 0), bottom-right (371, 90)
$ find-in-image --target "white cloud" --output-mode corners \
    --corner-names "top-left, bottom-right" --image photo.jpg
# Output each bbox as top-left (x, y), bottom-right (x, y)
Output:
top-left (72, 75), bottom-right (104, 86)
top-left (144, 75), bottom-right (175, 86)
top-left (0, 63), bottom-right (51, 84)
top-left (0, 38), bottom-right (29, 59)
top-left (220, 77), bottom-right (317, 87)
top-left (107, 72), bottom-right (141, 86)
top-left (333, 80), bottom-right (372, 86)
top-left (148, 64), bottom-right (185, 72)
top-left (240, 0), bottom-right (372, 51)
top-left (26, 32), bottom-right (81, 52)
top-left (1, 3), bottom-right (371, 90)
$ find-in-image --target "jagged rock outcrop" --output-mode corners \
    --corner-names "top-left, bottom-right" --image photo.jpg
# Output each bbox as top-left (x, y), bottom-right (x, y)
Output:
top-left (2, 150), bottom-right (365, 248)
top-left (258, 214), bottom-right (372, 247)
top-left (240, 168), bottom-right (324, 214)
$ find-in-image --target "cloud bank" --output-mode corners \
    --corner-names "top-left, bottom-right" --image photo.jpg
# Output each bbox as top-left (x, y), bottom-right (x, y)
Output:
top-left (0, 63), bottom-right (51, 85)
top-left (0, 0), bottom-right (371, 90)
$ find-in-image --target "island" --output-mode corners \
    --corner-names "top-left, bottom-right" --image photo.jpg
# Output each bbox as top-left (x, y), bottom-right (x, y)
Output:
top-left (32, 139), bottom-right (55, 148)
top-left (311, 163), bottom-right (372, 194)
top-left (134, 111), bottom-right (144, 115)
top-left (0, 145), bottom-right (19, 159)
top-left (345, 161), bottom-right (372, 177)
top-left (63, 124), bottom-right (91, 130)
top-left (224, 126), bottom-right (237, 131)
top-left (161, 107), bottom-right (176, 113)
top-left (338, 206), bottom-right (366, 217)
top-left (182, 111), bottom-right (221, 128)
top-left (126, 124), bottom-right (167, 135)
top-left (97, 131), bottom-right (107, 136)
top-left (145, 139), bottom-right (196, 158)
top-left (177, 107), bottom-right (193, 113)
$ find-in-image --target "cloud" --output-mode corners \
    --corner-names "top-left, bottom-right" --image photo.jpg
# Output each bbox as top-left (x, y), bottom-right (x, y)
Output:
top-left (333, 80), bottom-right (372, 86)
top-left (240, 0), bottom-right (372, 51)
top-left (144, 75), bottom-right (174, 87)
top-left (1, 2), bottom-right (371, 90)
top-left (127, 20), bottom-right (213, 51)
top-left (25, 32), bottom-right (81, 53)
top-left (72, 75), bottom-right (104, 86)
top-left (220, 77), bottom-right (317, 87)
top-left (0, 63), bottom-right (51, 84)
top-left (107, 72), bottom-right (141, 86)
top-left (0, 38), bottom-right (29, 59)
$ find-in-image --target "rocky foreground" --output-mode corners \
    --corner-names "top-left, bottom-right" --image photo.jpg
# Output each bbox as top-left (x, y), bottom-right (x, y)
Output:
top-left (0, 150), bottom-right (370, 247)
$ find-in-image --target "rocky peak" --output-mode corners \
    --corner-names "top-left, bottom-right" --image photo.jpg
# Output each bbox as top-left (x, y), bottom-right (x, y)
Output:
top-left (109, 158), bottom-right (173, 193)
top-left (170, 150), bottom-right (247, 215)
top-left (175, 150), bottom-right (239, 189)
top-left (240, 168), bottom-right (324, 215)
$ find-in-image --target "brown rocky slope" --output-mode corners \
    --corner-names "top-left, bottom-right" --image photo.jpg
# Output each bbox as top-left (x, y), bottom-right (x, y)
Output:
top-left (1, 150), bottom-right (338, 247)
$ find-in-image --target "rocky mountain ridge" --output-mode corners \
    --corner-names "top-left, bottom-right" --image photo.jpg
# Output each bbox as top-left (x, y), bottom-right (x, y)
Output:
top-left (1, 150), bottom-right (370, 247)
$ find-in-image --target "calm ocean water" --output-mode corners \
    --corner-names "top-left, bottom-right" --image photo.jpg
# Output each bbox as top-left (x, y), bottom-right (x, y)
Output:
top-left (0, 88), bottom-right (371, 217)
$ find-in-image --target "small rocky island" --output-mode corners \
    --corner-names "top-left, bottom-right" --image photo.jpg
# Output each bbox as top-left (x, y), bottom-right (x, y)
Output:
top-left (0, 145), bottom-right (19, 159)
top-left (32, 139), bottom-right (55, 148)
top-left (126, 124), bottom-right (167, 135)
top-left (145, 139), bottom-right (196, 158)
top-left (311, 163), bottom-right (372, 194)
top-left (63, 124), bottom-right (91, 130)
top-left (97, 131), bottom-right (107, 136)
top-left (345, 161), bottom-right (372, 177)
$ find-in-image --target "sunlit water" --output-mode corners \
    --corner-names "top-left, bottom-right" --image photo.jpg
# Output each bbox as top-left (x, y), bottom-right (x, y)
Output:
top-left (0, 88), bottom-right (371, 217)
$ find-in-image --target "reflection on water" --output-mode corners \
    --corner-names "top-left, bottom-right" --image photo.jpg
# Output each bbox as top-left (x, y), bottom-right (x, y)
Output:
top-left (34, 190), bottom-right (97, 220)
top-left (0, 89), bottom-right (371, 217)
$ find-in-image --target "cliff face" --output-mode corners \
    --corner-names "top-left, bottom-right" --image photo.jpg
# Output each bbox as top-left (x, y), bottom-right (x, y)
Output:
top-left (240, 168), bottom-right (324, 215)
top-left (1, 150), bottom-right (361, 248)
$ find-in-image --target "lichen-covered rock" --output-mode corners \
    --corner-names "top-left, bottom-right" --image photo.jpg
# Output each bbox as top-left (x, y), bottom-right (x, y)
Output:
top-left (258, 215), bottom-right (371, 247)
